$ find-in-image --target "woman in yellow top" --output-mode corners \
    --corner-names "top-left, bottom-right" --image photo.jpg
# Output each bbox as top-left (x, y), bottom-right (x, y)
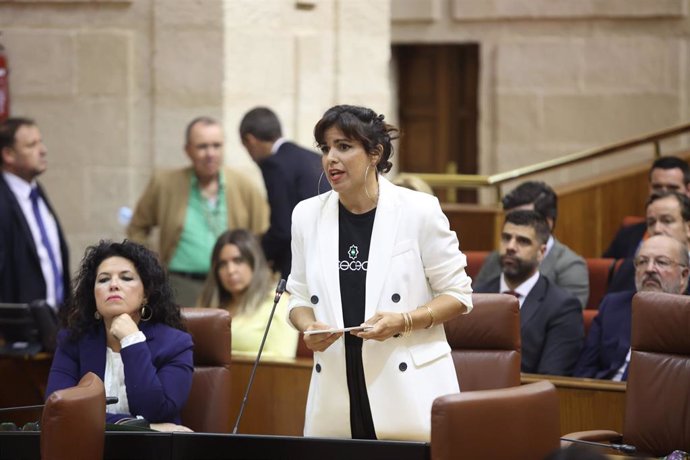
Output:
top-left (198, 229), bottom-right (297, 358)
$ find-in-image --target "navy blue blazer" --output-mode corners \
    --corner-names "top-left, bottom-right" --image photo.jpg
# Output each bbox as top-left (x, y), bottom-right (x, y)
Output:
top-left (0, 176), bottom-right (70, 307)
top-left (258, 141), bottom-right (328, 279)
top-left (603, 222), bottom-right (646, 259)
top-left (46, 321), bottom-right (194, 424)
top-left (574, 290), bottom-right (635, 380)
top-left (474, 274), bottom-right (583, 376)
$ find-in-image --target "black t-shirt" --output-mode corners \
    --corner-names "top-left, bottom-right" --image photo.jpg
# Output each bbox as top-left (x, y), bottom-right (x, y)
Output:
top-left (338, 202), bottom-right (377, 439)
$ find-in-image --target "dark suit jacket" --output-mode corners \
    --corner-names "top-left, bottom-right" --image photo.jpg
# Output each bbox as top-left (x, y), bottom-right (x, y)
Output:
top-left (474, 274), bottom-right (584, 375)
top-left (46, 321), bottom-right (194, 424)
top-left (603, 222), bottom-right (646, 259)
top-left (574, 290), bottom-right (635, 380)
top-left (0, 175), bottom-right (70, 307)
top-left (258, 141), bottom-right (328, 279)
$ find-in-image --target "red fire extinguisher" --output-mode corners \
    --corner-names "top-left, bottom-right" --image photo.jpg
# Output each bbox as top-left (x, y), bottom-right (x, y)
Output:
top-left (0, 35), bottom-right (10, 122)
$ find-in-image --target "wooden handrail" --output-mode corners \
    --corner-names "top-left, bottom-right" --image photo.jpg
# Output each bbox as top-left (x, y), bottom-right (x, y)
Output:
top-left (409, 121), bottom-right (690, 197)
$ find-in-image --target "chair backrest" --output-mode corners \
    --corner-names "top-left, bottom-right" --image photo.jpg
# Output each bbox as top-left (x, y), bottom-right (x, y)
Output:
top-left (623, 292), bottom-right (690, 456)
top-left (584, 258), bottom-right (616, 335)
top-left (585, 258), bottom-right (615, 310)
top-left (180, 307), bottom-right (232, 433)
top-left (40, 372), bottom-right (105, 460)
top-left (444, 293), bottom-right (521, 391)
top-left (464, 250), bottom-right (490, 280)
top-left (431, 380), bottom-right (560, 460)
top-left (621, 215), bottom-right (645, 227)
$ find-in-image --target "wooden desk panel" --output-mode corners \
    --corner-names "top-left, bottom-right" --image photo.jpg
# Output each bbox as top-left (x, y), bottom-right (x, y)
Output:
top-left (229, 358), bottom-right (628, 437)
top-left (229, 356), bottom-right (312, 436)
top-left (1, 354), bottom-right (626, 438)
top-left (522, 374), bottom-right (626, 435)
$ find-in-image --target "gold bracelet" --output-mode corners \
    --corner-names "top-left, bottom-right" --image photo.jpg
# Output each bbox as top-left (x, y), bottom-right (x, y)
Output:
top-left (403, 311), bottom-right (413, 337)
top-left (399, 312), bottom-right (408, 338)
top-left (420, 305), bottom-right (435, 329)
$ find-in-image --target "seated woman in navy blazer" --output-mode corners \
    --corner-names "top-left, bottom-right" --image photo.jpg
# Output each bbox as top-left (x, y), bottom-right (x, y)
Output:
top-left (46, 240), bottom-right (194, 431)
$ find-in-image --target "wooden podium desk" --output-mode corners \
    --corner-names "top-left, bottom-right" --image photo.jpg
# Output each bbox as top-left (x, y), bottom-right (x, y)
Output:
top-left (229, 354), bottom-right (312, 436)
top-left (522, 373), bottom-right (626, 435)
top-left (230, 357), bottom-right (628, 437)
top-left (0, 353), bottom-right (626, 438)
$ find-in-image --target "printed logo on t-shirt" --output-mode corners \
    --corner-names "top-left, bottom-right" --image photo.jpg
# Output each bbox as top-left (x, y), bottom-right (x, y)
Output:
top-left (340, 244), bottom-right (368, 271)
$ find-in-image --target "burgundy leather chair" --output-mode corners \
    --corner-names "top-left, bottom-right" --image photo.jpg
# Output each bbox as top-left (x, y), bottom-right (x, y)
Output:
top-left (583, 257), bottom-right (616, 335)
top-left (444, 293), bottom-right (521, 391)
top-left (431, 380), bottom-right (560, 460)
top-left (464, 250), bottom-right (490, 281)
top-left (40, 372), bottom-right (105, 460)
top-left (564, 291), bottom-right (690, 456)
top-left (180, 307), bottom-right (232, 433)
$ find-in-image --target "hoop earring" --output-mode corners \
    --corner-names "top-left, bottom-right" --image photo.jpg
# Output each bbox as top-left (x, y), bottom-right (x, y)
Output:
top-left (140, 304), bottom-right (152, 322)
top-left (363, 164), bottom-right (378, 205)
top-left (317, 171), bottom-right (329, 202)
top-left (317, 171), bottom-right (326, 195)
top-left (94, 311), bottom-right (101, 320)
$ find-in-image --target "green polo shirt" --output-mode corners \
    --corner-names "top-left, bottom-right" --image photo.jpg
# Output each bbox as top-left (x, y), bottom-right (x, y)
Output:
top-left (168, 173), bottom-right (228, 274)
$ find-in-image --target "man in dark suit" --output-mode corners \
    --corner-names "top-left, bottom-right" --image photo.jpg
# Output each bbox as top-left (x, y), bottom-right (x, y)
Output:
top-left (607, 191), bottom-right (690, 294)
top-left (575, 235), bottom-right (689, 380)
top-left (603, 156), bottom-right (690, 259)
top-left (473, 210), bottom-right (583, 376)
top-left (240, 107), bottom-right (329, 279)
top-left (474, 181), bottom-right (589, 308)
top-left (0, 117), bottom-right (70, 309)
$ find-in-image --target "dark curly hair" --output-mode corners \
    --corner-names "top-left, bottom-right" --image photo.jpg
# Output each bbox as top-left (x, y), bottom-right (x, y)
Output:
top-left (63, 240), bottom-right (185, 340)
top-left (314, 105), bottom-right (399, 174)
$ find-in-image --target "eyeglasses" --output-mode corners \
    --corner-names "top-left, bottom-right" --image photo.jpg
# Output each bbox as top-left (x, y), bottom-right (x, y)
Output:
top-left (633, 256), bottom-right (687, 270)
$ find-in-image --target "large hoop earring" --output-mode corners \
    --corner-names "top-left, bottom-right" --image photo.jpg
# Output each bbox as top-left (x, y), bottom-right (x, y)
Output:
top-left (317, 171), bottom-right (326, 195)
top-left (363, 164), bottom-right (378, 205)
top-left (317, 171), bottom-right (329, 202)
top-left (140, 304), bottom-right (152, 322)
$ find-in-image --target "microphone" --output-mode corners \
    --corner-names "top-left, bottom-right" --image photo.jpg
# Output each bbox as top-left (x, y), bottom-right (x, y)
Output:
top-left (232, 278), bottom-right (287, 434)
top-left (561, 437), bottom-right (637, 454)
top-left (0, 396), bottom-right (119, 415)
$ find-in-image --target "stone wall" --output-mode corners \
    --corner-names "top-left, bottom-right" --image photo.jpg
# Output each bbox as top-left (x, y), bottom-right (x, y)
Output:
top-left (1, 0), bottom-right (393, 269)
top-left (392, 0), bottom-right (690, 194)
top-left (3, 0), bottom-right (688, 269)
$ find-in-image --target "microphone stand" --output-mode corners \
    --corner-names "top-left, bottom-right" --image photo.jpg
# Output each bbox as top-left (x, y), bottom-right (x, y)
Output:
top-left (561, 437), bottom-right (637, 454)
top-left (232, 279), bottom-right (287, 434)
top-left (0, 396), bottom-right (119, 414)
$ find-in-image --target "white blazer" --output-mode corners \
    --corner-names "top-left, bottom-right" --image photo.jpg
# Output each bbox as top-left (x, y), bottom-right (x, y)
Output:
top-left (287, 176), bottom-right (473, 441)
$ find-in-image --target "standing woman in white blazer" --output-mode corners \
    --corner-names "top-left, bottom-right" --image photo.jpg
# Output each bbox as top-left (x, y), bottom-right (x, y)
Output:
top-left (287, 105), bottom-right (473, 442)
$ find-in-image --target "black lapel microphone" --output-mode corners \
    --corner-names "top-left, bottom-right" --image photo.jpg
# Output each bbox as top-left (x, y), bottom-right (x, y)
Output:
top-left (561, 437), bottom-right (637, 454)
top-left (232, 279), bottom-right (287, 434)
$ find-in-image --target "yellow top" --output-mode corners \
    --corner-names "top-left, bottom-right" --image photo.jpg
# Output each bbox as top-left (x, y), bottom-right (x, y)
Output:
top-left (231, 293), bottom-right (298, 359)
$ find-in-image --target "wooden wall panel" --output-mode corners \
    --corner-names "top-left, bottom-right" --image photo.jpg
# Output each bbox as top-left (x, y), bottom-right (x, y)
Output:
top-left (441, 154), bottom-right (690, 257)
top-left (441, 203), bottom-right (501, 251)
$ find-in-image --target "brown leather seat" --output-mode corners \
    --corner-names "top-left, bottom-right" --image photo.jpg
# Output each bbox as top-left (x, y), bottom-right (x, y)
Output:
top-left (444, 293), bottom-right (521, 391)
top-left (431, 380), bottom-right (560, 460)
top-left (180, 307), bottom-right (232, 433)
top-left (40, 372), bottom-right (105, 460)
top-left (564, 291), bottom-right (690, 456)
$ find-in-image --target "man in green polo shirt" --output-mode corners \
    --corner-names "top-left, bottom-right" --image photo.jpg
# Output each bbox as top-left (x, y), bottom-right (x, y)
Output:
top-left (127, 116), bottom-right (269, 306)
